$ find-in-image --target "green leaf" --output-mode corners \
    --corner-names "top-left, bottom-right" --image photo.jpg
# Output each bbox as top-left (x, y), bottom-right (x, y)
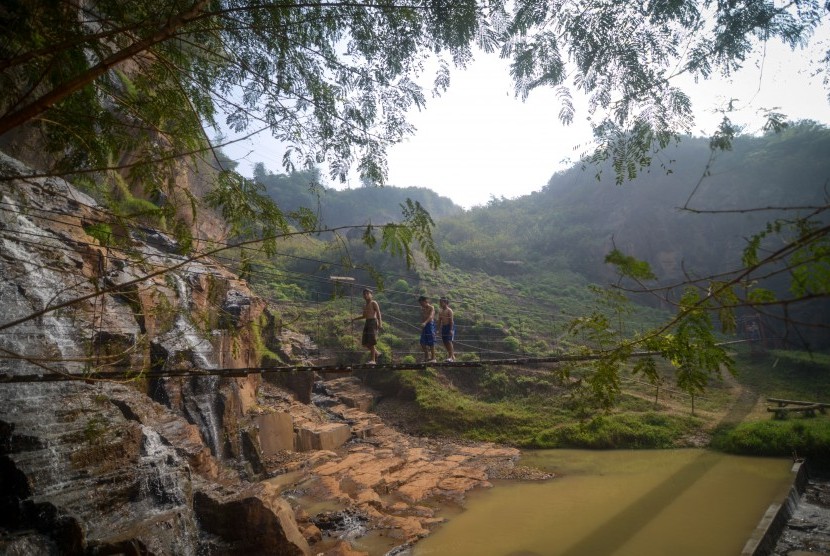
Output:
top-left (746, 288), bottom-right (777, 304)
top-left (84, 223), bottom-right (113, 246)
top-left (605, 249), bottom-right (657, 280)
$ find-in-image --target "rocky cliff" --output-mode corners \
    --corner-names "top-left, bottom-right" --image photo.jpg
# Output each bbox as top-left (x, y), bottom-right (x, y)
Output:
top-left (0, 152), bottom-right (315, 554)
top-left (0, 153), bottom-right (541, 555)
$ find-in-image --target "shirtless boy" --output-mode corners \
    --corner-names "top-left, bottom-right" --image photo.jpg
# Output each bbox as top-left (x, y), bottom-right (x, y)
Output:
top-left (418, 295), bottom-right (436, 363)
top-left (438, 296), bottom-right (455, 362)
top-left (352, 288), bottom-right (382, 364)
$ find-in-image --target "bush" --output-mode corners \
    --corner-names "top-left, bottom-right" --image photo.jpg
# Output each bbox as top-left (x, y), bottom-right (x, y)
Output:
top-left (711, 417), bottom-right (830, 459)
top-left (382, 332), bottom-right (407, 349)
top-left (375, 342), bottom-right (393, 364)
top-left (392, 279), bottom-right (410, 293)
top-left (503, 335), bottom-right (521, 352)
top-left (531, 413), bottom-right (690, 449)
top-left (481, 370), bottom-right (511, 399)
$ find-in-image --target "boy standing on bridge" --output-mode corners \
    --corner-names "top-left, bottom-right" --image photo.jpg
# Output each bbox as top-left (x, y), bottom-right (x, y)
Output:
top-left (352, 288), bottom-right (382, 365)
top-left (438, 296), bottom-right (455, 362)
top-left (418, 295), bottom-right (436, 363)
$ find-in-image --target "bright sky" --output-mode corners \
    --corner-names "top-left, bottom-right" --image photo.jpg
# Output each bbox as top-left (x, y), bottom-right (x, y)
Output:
top-left (222, 25), bottom-right (830, 210)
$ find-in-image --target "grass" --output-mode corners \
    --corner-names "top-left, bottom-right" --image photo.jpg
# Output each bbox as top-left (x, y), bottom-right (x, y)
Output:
top-left (361, 342), bottom-right (830, 457)
top-left (708, 347), bottom-right (830, 460)
top-left (711, 417), bottom-right (830, 460)
top-left (366, 367), bottom-right (568, 445)
top-left (731, 349), bottom-right (830, 401)
top-left (532, 412), bottom-right (702, 449)
top-left (364, 363), bottom-right (709, 449)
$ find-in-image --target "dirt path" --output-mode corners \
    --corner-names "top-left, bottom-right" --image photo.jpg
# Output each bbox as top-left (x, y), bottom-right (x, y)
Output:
top-left (717, 373), bottom-right (760, 426)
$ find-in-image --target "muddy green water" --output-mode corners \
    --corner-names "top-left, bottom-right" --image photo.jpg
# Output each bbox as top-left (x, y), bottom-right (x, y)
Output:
top-left (412, 449), bottom-right (793, 556)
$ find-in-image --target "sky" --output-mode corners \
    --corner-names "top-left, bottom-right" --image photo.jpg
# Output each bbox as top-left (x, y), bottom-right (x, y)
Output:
top-left (221, 25), bottom-right (830, 210)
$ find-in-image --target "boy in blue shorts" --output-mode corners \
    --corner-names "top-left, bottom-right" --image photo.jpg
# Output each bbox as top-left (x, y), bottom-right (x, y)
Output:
top-left (418, 295), bottom-right (436, 363)
top-left (438, 296), bottom-right (455, 362)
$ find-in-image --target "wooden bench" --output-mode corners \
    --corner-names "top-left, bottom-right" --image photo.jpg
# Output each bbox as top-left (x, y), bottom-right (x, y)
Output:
top-left (766, 398), bottom-right (829, 419)
top-left (767, 404), bottom-right (825, 419)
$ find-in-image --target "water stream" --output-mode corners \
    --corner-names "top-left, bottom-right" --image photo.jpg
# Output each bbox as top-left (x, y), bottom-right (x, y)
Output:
top-left (1, 209), bottom-right (84, 368)
top-left (170, 274), bottom-right (215, 369)
top-left (138, 425), bottom-right (187, 507)
top-left (410, 449), bottom-right (793, 556)
top-left (168, 273), bottom-right (223, 457)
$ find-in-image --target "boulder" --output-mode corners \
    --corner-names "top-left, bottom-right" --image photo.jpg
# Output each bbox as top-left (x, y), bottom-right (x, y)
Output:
top-left (296, 422), bottom-right (352, 452)
top-left (322, 377), bottom-right (379, 412)
top-left (326, 540), bottom-right (369, 556)
top-left (256, 411), bottom-right (295, 455)
top-left (193, 482), bottom-right (310, 555)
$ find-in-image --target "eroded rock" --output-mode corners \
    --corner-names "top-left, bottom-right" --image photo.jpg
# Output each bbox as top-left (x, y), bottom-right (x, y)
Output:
top-left (194, 482), bottom-right (311, 555)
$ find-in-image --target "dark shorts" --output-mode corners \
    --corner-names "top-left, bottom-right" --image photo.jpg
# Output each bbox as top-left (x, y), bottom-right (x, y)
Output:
top-left (441, 324), bottom-right (455, 343)
top-left (362, 318), bottom-right (378, 347)
top-left (420, 322), bottom-right (436, 346)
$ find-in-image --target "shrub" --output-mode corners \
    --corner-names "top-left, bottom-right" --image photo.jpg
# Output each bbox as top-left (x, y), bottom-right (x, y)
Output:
top-left (382, 332), bottom-right (407, 349)
top-left (392, 279), bottom-right (410, 293)
top-left (376, 342), bottom-right (393, 363)
top-left (481, 370), bottom-right (511, 399)
top-left (503, 335), bottom-right (521, 352)
top-left (532, 413), bottom-right (687, 449)
top-left (84, 223), bottom-right (113, 245)
top-left (711, 417), bottom-right (830, 459)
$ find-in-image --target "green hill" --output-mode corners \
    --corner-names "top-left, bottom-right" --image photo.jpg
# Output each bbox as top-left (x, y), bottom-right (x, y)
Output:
top-left (434, 121), bottom-right (830, 349)
top-left (247, 122), bottom-right (829, 355)
top-left (239, 122), bottom-right (830, 450)
top-left (252, 163), bottom-right (462, 228)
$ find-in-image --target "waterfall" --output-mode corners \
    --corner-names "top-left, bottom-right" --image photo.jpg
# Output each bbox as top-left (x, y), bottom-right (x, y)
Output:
top-left (170, 273), bottom-right (215, 369)
top-left (0, 195), bottom-right (85, 373)
top-left (168, 273), bottom-right (223, 458)
top-left (138, 425), bottom-right (187, 507)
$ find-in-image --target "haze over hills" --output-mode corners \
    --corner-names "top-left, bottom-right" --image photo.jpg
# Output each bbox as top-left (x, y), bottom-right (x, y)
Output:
top-left (251, 163), bottom-right (463, 229)
top-left (439, 121), bottom-right (830, 280)
top-left (259, 121), bottom-right (830, 350)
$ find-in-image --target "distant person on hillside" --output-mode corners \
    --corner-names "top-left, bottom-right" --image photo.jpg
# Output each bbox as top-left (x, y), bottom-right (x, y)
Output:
top-left (418, 295), bottom-right (436, 363)
top-left (352, 288), bottom-right (382, 365)
top-left (438, 296), bottom-right (455, 362)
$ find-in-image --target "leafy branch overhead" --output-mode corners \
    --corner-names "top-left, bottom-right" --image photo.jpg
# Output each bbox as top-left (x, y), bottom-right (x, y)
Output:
top-left (3, 1), bottom-right (826, 187)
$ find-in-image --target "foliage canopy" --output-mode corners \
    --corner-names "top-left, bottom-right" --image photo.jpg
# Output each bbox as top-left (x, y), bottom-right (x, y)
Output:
top-left (3, 0), bottom-right (826, 184)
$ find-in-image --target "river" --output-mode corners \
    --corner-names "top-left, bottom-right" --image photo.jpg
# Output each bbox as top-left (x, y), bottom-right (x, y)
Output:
top-left (408, 449), bottom-right (793, 556)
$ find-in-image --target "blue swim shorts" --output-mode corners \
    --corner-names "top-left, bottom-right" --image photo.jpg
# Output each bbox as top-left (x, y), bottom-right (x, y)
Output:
top-left (420, 322), bottom-right (436, 346)
top-left (441, 324), bottom-right (455, 343)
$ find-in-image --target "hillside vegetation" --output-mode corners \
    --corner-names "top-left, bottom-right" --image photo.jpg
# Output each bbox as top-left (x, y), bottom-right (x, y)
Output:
top-left (244, 123), bottom-right (830, 454)
top-left (252, 164), bottom-right (462, 229)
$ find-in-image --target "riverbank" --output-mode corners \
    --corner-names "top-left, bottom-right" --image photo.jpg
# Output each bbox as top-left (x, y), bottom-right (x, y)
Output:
top-left (286, 371), bottom-right (800, 555)
top-left (265, 376), bottom-right (552, 554)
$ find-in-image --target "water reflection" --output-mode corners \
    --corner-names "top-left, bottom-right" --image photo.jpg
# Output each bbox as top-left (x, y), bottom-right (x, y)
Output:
top-left (414, 449), bottom-right (792, 556)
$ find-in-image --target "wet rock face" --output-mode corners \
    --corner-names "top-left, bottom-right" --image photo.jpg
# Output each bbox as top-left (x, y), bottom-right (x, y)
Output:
top-left (0, 156), bottom-right (309, 555)
top-left (0, 383), bottom-right (202, 555)
top-left (220, 288), bottom-right (253, 328)
top-left (311, 509), bottom-right (369, 539)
